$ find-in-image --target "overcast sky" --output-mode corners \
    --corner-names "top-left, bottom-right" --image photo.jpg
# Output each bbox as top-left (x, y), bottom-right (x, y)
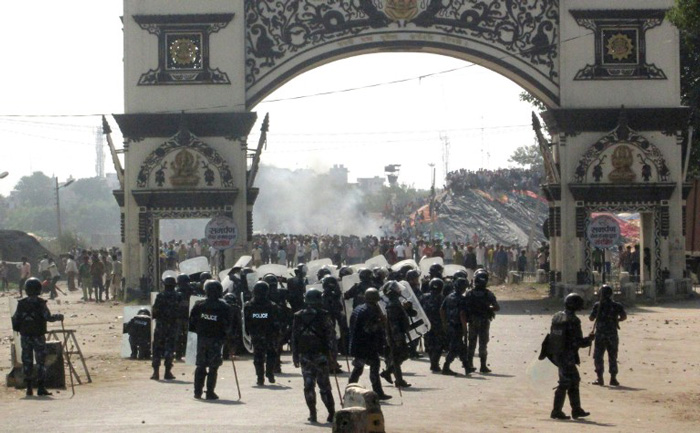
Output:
top-left (0, 1), bottom-right (537, 196)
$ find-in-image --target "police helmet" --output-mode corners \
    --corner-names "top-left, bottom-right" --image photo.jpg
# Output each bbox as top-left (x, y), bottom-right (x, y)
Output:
top-left (163, 276), bottom-right (177, 287)
top-left (176, 273), bottom-right (190, 285)
top-left (321, 275), bottom-right (339, 291)
top-left (338, 266), bottom-right (354, 279)
top-left (316, 266), bottom-right (332, 280)
top-left (599, 285), bottom-right (613, 299)
top-left (241, 267), bottom-right (255, 276)
top-left (304, 288), bottom-right (323, 307)
top-left (428, 278), bottom-right (444, 292)
top-left (223, 293), bottom-right (237, 305)
top-left (253, 281), bottom-right (270, 300)
top-left (204, 280), bottom-right (223, 299)
top-left (429, 263), bottom-right (444, 277)
top-left (295, 263), bottom-right (308, 276)
top-left (399, 264), bottom-right (414, 277)
top-left (564, 292), bottom-right (585, 311)
top-left (474, 269), bottom-right (489, 287)
top-left (382, 280), bottom-right (402, 297)
top-left (263, 273), bottom-right (278, 287)
top-left (454, 278), bottom-right (469, 292)
top-left (137, 308), bottom-right (151, 317)
top-left (359, 268), bottom-right (373, 282)
top-left (199, 271), bottom-right (213, 283)
top-left (405, 269), bottom-right (420, 282)
top-left (25, 277), bottom-right (43, 296)
top-left (453, 270), bottom-right (468, 280)
top-left (364, 288), bottom-right (380, 305)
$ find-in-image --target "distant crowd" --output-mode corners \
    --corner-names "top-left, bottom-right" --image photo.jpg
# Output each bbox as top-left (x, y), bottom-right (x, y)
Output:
top-left (446, 168), bottom-right (542, 195)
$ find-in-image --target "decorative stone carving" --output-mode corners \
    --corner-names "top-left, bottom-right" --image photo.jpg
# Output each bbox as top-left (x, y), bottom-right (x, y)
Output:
top-left (169, 149), bottom-right (200, 187)
top-left (608, 145), bottom-right (636, 183)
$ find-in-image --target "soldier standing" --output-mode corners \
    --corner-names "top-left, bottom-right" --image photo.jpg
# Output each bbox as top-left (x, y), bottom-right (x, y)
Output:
top-left (348, 288), bottom-right (392, 400)
top-left (11, 278), bottom-right (64, 396)
top-left (420, 278), bottom-right (445, 372)
top-left (175, 273), bottom-right (195, 361)
top-left (464, 269), bottom-right (500, 373)
top-left (291, 288), bottom-right (336, 423)
top-left (589, 284), bottom-right (627, 386)
top-left (244, 281), bottom-right (281, 385)
top-left (440, 277), bottom-right (470, 375)
top-left (287, 264), bottom-right (308, 314)
top-left (548, 293), bottom-right (594, 420)
top-left (151, 276), bottom-right (181, 380)
top-left (124, 308), bottom-right (151, 359)
top-left (320, 275), bottom-right (348, 365)
top-left (380, 280), bottom-right (415, 388)
top-left (189, 280), bottom-right (231, 400)
top-left (343, 268), bottom-right (375, 308)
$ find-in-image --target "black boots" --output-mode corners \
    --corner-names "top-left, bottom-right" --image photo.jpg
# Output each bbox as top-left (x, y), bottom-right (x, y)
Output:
top-left (568, 387), bottom-right (590, 419)
top-left (442, 362), bottom-right (457, 376)
top-left (194, 367), bottom-right (206, 399)
top-left (320, 390), bottom-right (335, 423)
top-left (609, 374), bottom-right (620, 386)
top-left (25, 380), bottom-right (33, 397)
top-left (466, 357), bottom-right (477, 374)
top-left (380, 369), bottom-right (394, 384)
top-left (479, 356), bottom-right (491, 373)
top-left (255, 364), bottom-right (265, 385)
top-left (164, 365), bottom-right (175, 380)
top-left (593, 372), bottom-right (604, 386)
top-left (550, 388), bottom-right (570, 420)
top-left (205, 368), bottom-right (219, 400)
top-left (37, 381), bottom-right (52, 396)
top-left (150, 366), bottom-right (159, 380)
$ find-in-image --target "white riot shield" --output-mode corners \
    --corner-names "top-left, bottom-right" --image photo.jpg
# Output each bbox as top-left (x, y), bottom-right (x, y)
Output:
top-left (179, 257), bottom-right (210, 276)
top-left (161, 270), bottom-right (177, 281)
top-left (255, 264), bottom-right (288, 278)
top-left (246, 271), bottom-right (259, 288)
top-left (221, 275), bottom-right (233, 293)
top-left (419, 256), bottom-right (444, 275)
top-left (391, 259), bottom-right (418, 272)
top-left (444, 264), bottom-right (468, 278)
top-left (9, 298), bottom-right (21, 368)
top-left (306, 258), bottom-right (335, 284)
top-left (121, 305), bottom-right (150, 358)
top-left (378, 281), bottom-right (431, 343)
top-left (185, 295), bottom-right (206, 365)
top-left (340, 273), bottom-right (360, 327)
top-left (241, 292), bottom-right (253, 353)
top-left (218, 255), bottom-right (253, 281)
top-left (364, 254), bottom-right (389, 269)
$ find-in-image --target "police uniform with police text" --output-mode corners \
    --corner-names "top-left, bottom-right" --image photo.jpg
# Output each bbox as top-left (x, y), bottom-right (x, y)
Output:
top-left (189, 296), bottom-right (231, 399)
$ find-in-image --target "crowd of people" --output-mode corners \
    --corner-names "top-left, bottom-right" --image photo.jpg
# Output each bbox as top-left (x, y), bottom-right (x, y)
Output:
top-left (445, 168), bottom-right (542, 195)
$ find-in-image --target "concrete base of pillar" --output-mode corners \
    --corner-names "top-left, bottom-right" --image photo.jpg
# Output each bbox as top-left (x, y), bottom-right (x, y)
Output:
top-left (536, 269), bottom-right (548, 283)
top-left (664, 279), bottom-right (677, 296)
top-left (333, 408), bottom-right (368, 433)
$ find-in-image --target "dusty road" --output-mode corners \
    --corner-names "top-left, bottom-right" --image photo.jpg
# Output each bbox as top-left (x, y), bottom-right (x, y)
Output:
top-left (1, 284), bottom-right (699, 432)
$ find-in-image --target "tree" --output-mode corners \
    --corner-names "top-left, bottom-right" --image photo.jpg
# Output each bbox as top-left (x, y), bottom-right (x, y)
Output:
top-left (12, 172), bottom-right (55, 207)
top-left (509, 143), bottom-right (544, 173)
top-left (518, 91), bottom-right (547, 112)
top-left (668, 0), bottom-right (700, 178)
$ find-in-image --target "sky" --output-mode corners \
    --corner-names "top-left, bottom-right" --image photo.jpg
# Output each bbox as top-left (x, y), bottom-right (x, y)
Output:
top-left (0, 1), bottom-right (537, 197)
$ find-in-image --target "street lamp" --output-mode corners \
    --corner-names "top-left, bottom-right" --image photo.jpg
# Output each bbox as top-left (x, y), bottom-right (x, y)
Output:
top-left (0, 171), bottom-right (8, 179)
top-left (55, 176), bottom-right (74, 240)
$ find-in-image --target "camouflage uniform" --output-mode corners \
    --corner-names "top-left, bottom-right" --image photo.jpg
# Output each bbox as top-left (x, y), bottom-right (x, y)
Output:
top-left (348, 303), bottom-right (388, 397)
top-left (291, 305), bottom-right (336, 422)
top-left (244, 297), bottom-right (281, 384)
top-left (11, 295), bottom-right (62, 393)
top-left (440, 291), bottom-right (468, 372)
top-left (189, 297), bottom-right (231, 398)
top-left (590, 298), bottom-right (627, 380)
top-left (383, 296), bottom-right (415, 385)
top-left (151, 289), bottom-right (181, 372)
top-left (464, 287), bottom-right (499, 369)
top-left (420, 291), bottom-right (445, 371)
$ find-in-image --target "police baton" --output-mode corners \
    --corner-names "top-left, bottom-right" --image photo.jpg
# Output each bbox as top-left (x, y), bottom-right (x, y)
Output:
top-left (339, 300), bottom-right (351, 372)
top-left (329, 351), bottom-right (344, 408)
top-left (60, 319), bottom-right (76, 397)
top-left (230, 350), bottom-right (242, 400)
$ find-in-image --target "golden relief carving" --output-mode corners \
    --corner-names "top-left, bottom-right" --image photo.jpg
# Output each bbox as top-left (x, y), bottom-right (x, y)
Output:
top-left (608, 145), bottom-right (636, 183)
top-left (606, 33), bottom-right (634, 62)
top-left (382, 0), bottom-right (422, 22)
top-left (169, 149), bottom-right (200, 187)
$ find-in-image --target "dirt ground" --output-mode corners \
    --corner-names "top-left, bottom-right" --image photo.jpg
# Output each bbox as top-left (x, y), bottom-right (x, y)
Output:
top-left (1, 283), bottom-right (699, 432)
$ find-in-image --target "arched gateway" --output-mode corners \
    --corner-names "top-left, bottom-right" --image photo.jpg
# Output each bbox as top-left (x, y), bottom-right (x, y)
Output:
top-left (114, 0), bottom-right (691, 297)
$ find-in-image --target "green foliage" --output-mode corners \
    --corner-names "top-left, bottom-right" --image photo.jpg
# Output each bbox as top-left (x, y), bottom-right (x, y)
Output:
top-left (509, 143), bottom-right (544, 172)
top-left (518, 91), bottom-right (547, 112)
top-left (13, 172), bottom-right (54, 207)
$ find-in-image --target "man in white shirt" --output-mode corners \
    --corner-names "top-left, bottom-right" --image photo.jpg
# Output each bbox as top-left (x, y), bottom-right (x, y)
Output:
top-left (394, 241), bottom-right (406, 261)
top-left (65, 254), bottom-right (79, 291)
top-left (475, 242), bottom-right (486, 269)
top-left (38, 254), bottom-right (50, 282)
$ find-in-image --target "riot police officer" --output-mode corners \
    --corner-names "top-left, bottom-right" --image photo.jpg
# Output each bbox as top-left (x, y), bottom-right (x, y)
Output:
top-left (291, 288), bottom-right (336, 423)
top-left (222, 292), bottom-right (243, 359)
top-left (175, 273), bottom-right (195, 361)
top-left (189, 280), bottom-right (231, 400)
top-left (321, 275), bottom-right (349, 360)
top-left (589, 284), bottom-right (627, 386)
top-left (124, 308), bottom-right (151, 359)
top-left (420, 278), bottom-right (445, 372)
top-left (548, 293), bottom-right (594, 420)
top-left (11, 278), bottom-right (64, 396)
top-left (287, 263), bottom-right (308, 313)
top-left (380, 280), bottom-right (415, 388)
top-left (344, 268), bottom-right (375, 308)
top-left (244, 281), bottom-right (281, 385)
top-left (264, 273), bottom-right (291, 374)
top-left (464, 269), bottom-right (500, 373)
top-left (151, 276), bottom-right (181, 380)
top-left (421, 263), bottom-right (444, 294)
top-left (440, 277), bottom-right (469, 375)
top-left (348, 288), bottom-right (391, 400)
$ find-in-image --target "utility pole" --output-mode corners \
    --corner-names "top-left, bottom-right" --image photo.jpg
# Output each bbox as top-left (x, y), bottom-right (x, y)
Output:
top-left (55, 177), bottom-right (75, 241)
top-left (95, 125), bottom-right (105, 178)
